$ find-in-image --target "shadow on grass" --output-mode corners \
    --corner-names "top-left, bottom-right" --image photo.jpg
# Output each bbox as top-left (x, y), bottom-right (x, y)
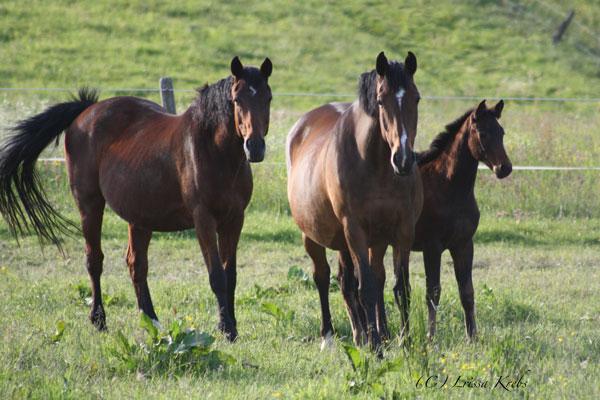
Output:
top-left (242, 228), bottom-right (300, 245)
top-left (475, 229), bottom-right (543, 246)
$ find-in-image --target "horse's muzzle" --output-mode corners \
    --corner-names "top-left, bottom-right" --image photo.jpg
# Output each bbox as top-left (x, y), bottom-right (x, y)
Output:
top-left (493, 163), bottom-right (512, 179)
top-left (392, 150), bottom-right (415, 176)
top-left (244, 137), bottom-right (266, 163)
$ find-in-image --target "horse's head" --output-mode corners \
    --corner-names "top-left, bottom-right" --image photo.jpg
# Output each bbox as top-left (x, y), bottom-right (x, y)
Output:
top-left (468, 100), bottom-right (512, 179)
top-left (373, 51), bottom-right (420, 176)
top-left (230, 56), bottom-right (273, 162)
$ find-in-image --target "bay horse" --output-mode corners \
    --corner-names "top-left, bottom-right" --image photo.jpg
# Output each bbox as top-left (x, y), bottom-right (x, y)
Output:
top-left (0, 56), bottom-right (273, 341)
top-left (287, 52), bottom-right (422, 351)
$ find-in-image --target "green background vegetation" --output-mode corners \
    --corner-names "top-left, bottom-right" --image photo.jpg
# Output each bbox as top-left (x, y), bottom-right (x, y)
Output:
top-left (1, 0), bottom-right (599, 398)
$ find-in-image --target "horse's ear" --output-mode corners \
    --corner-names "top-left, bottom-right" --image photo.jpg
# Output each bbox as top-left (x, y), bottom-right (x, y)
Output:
top-left (260, 57), bottom-right (272, 79)
top-left (405, 51), bottom-right (417, 75)
top-left (376, 51), bottom-right (388, 77)
top-left (231, 56), bottom-right (244, 79)
top-left (494, 100), bottom-right (504, 119)
top-left (475, 100), bottom-right (487, 119)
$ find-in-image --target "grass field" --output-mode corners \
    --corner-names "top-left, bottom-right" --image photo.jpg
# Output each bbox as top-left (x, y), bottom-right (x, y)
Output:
top-left (1, 0), bottom-right (600, 399)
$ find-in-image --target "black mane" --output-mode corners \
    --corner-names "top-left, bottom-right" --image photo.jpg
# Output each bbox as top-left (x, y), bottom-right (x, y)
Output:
top-left (358, 61), bottom-right (406, 117)
top-left (191, 67), bottom-right (266, 133)
top-left (417, 109), bottom-right (474, 165)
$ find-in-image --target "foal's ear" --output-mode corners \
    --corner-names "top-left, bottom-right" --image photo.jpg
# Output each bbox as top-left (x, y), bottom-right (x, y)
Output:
top-left (231, 56), bottom-right (244, 79)
top-left (494, 100), bottom-right (504, 119)
top-left (376, 51), bottom-right (388, 77)
top-left (405, 51), bottom-right (417, 75)
top-left (260, 57), bottom-right (272, 79)
top-left (475, 100), bottom-right (487, 119)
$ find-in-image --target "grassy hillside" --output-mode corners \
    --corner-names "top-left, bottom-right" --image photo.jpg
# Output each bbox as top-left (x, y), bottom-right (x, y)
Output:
top-left (1, 0), bottom-right (599, 99)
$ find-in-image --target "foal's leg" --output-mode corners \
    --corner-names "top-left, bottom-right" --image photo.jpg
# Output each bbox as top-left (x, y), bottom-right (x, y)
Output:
top-left (423, 244), bottom-right (443, 340)
top-left (218, 214), bottom-right (244, 329)
top-left (369, 244), bottom-right (390, 341)
top-left (338, 250), bottom-right (366, 346)
top-left (342, 220), bottom-right (381, 352)
top-left (126, 224), bottom-right (157, 321)
top-left (193, 208), bottom-right (236, 341)
top-left (303, 235), bottom-right (334, 349)
top-left (393, 246), bottom-right (412, 342)
top-left (450, 240), bottom-right (477, 340)
top-left (79, 197), bottom-right (106, 330)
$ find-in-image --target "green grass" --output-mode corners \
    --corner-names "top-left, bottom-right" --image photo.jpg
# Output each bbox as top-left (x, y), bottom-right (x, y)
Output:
top-left (0, 0), bottom-right (599, 100)
top-left (1, 210), bottom-right (599, 399)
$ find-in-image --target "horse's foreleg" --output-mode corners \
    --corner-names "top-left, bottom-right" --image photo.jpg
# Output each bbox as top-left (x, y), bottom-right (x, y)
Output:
top-left (369, 244), bottom-right (390, 341)
top-left (303, 235), bottom-right (334, 349)
top-left (79, 197), bottom-right (106, 331)
top-left (194, 209), bottom-right (237, 341)
top-left (423, 244), bottom-right (442, 340)
top-left (218, 215), bottom-right (244, 330)
top-left (450, 240), bottom-right (477, 340)
top-left (126, 224), bottom-right (157, 321)
top-left (342, 220), bottom-right (381, 353)
top-left (392, 246), bottom-right (412, 343)
top-left (338, 250), bottom-right (366, 346)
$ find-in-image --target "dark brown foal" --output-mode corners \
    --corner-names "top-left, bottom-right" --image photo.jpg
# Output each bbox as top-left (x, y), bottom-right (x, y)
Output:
top-left (370, 100), bottom-right (512, 340)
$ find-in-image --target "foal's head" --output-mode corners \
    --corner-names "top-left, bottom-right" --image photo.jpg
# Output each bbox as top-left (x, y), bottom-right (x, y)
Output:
top-left (230, 56), bottom-right (272, 162)
top-left (361, 51), bottom-right (420, 175)
top-left (468, 100), bottom-right (512, 179)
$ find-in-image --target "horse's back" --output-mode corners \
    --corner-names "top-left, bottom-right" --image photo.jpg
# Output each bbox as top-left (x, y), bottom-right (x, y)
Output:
top-left (65, 96), bottom-right (192, 231)
top-left (286, 102), bottom-right (351, 249)
top-left (286, 102), bottom-right (349, 172)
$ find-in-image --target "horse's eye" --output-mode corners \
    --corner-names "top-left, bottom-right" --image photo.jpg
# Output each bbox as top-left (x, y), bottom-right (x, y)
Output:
top-left (416, 97), bottom-right (421, 104)
top-left (233, 98), bottom-right (240, 104)
top-left (377, 99), bottom-right (383, 106)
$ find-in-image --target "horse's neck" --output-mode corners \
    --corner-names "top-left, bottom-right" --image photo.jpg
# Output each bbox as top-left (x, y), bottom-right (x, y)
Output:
top-left (348, 105), bottom-right (390, 171)
top-left (185, 110), bottom-right (245, 165)
top-left (440, 118), bottom-right (478, 191)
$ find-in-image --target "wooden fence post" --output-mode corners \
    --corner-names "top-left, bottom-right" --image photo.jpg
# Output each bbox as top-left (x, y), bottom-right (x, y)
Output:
top-left (159, 77), bottom-right (176, 114)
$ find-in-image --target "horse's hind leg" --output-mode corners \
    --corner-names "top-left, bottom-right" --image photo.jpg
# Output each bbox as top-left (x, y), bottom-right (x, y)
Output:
top-left (303, 235), bottom-right (334, 349)
top-left (370, 244), bottom-right (390, 341)
top-left (338, 249), bottom-right (367, 346)
top-left (393, 246), bottom-right (411, 343)
top-left (450, 240), bottom-right (477, 340)
top-left (126, 224), bottom-right (158, 321)
top-left (423, 244), bottom-right (442, 340)
top-left (78, 196), bottom-right (107, 330)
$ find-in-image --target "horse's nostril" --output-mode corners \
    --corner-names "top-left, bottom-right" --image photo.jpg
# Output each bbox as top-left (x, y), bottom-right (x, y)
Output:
top-left (244, 137), bottom-right (266, 163)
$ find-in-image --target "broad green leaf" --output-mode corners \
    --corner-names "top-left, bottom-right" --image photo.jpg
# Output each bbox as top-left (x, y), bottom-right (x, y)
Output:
top-left (261, 302), bottom-right (284, 320)
top-left (51, 320), bottom-right (65, 343)
top-left (341, 343), bottom-right (363, 371)
top-left (140, 312), bottom-right (159, 341)
top-left (174, 331), bottom-right (214, 354)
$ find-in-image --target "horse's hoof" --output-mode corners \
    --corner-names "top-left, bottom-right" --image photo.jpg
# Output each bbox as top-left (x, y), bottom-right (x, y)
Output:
top-left (90, 308), bottom-right (107, 331)
top-left (320, 332), bottom-right (334, 351)
top-left (218, 321), bottom-right (238, 342)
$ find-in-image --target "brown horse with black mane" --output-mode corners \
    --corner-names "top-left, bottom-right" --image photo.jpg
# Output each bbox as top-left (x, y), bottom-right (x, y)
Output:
top-left (0, 56), bottom-right (273, 341)
top-left (287, 52), bottom-right (422, 351)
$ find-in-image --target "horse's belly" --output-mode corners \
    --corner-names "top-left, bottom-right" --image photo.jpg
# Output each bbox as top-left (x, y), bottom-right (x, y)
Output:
top-left (99, 164), bottom-right (193, 231)
top-left (288, 167), bottom-right (343, 249)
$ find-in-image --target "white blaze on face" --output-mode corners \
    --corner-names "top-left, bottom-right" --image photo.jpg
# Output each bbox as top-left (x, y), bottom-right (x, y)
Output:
top-left (396, 88), bottom-right (408, 166)
top-left (249, 86), bottom-right (257, 96)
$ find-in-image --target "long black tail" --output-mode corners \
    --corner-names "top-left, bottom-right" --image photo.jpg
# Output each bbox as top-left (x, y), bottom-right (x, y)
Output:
top-left (0, 88), bottom-right (99, 251)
